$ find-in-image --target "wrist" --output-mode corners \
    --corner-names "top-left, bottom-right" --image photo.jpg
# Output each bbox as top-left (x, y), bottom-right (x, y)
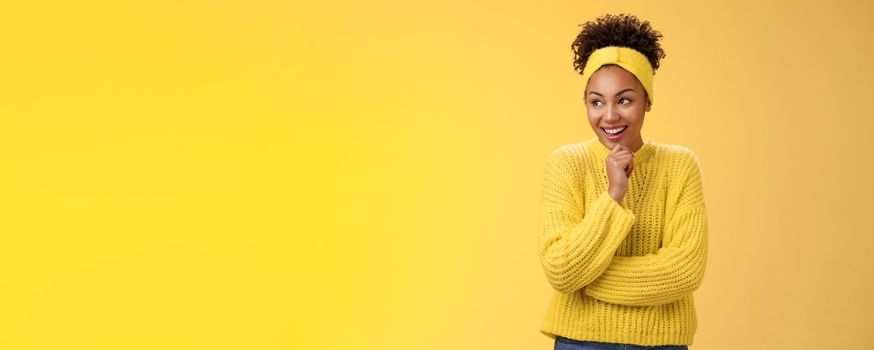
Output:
top-left (608, 188), bottom-right (625, 203)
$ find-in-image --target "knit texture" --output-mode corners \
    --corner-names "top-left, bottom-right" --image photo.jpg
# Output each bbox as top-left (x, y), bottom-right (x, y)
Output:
top-left (538, 136), bottom-right (708, 346)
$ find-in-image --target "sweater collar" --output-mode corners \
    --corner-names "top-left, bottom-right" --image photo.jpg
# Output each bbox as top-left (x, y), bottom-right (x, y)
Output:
top-left (585, 137), bottom-right (656, 164)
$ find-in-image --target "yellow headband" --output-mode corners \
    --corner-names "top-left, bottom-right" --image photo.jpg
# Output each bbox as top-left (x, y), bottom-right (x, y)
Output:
top-left (581, 46), bottom-right (655, 105)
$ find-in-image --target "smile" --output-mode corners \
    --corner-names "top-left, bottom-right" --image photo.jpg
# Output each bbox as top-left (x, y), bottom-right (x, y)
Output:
top-left (601, 126), bottom-right (628, 136)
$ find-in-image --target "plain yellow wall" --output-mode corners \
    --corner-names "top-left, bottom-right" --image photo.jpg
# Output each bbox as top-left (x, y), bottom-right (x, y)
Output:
top-left (1, 0), bottom-right (872, 349)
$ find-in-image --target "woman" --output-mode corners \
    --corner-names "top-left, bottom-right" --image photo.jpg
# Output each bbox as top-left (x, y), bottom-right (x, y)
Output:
top-left (538, 14), bottom-right (708, 350)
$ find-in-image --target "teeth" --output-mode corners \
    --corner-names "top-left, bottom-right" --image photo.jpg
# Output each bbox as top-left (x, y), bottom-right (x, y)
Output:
top-left (604, 126), bottom-right (627, 134)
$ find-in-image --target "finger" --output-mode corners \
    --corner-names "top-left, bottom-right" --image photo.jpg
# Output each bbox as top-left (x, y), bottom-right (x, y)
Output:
top-left (613, 145), bottom-right (633, 156)
top-left (615, 156), bottom-right (632, 174)
top-left (612, 154), bottom-right (633, 161)
top-left (612, 144), bottom-right (634, 155)
top-left (608, 157), bottom-right (632, 168)
top-left (608, 148), bottom-right (633, 160)
top-left (608, 158), bottom-right (632, 170)
top-left (611, 144), bottom-right (622, 154)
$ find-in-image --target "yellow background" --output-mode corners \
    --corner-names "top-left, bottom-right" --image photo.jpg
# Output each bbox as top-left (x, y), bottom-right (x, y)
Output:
top-left (1, 1), bottom-right (872, 349)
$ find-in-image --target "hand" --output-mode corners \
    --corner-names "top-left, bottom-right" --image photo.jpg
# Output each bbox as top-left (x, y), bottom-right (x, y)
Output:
top-left (606, 144), bottom-right (634, 203)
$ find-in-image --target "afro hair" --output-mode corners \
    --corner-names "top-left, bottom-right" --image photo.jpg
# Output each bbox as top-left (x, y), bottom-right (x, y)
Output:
top-left (572, 13), bottom-right (666, 75)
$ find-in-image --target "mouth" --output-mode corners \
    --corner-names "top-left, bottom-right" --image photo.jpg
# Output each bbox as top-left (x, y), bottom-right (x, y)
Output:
top-left (601, 126), bottom-right (628, 139)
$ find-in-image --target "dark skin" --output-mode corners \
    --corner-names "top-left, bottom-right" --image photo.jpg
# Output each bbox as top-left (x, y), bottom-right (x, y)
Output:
top-left (584, 64), bottom-right (651, 204)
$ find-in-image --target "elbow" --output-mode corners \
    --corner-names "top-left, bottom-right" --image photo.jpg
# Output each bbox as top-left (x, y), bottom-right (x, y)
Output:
top-left (539, 237), bottom-right (610, 294)
top-left (688, 258), bottom-right (707, 293)
top-left (664, 260), bottom-right (707, 299)
top-left (683, 244), bottom-right (708, 294)
top-left (540, 265), bottom-right (583, 294)
top-left (547, 279), bottom-right (579, 294)
top-left (539, 256), bottom-right (587, 294)
top-left (651, 263), bottom-right (706, 305)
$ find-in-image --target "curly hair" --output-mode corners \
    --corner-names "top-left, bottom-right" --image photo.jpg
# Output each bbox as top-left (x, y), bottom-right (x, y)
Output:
top-left (571, 13), bottom-right (666, 75)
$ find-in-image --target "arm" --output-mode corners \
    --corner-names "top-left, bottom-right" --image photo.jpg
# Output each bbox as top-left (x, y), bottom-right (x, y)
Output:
top-left (583, 154), bottom-right (709, 306)
top-left (539, 148), bottom-right (637, 294)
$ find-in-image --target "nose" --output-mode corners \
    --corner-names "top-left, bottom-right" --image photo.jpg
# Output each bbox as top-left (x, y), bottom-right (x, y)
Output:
top-left (604, 104), bottom-right (620, 122)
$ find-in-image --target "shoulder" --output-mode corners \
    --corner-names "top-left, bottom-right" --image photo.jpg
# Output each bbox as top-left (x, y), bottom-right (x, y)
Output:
top-left (652, 141), bottom-right (702, 171)
top-left (652, 141), bottom-right (705, 195)
top-left (544, 141), bottom-right (586, 165)
top-left (542, 141), bottom-right (590, 178)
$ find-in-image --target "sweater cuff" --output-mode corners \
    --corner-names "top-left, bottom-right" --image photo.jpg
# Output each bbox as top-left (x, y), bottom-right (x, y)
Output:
top-left (601, 191), bottom-right (634, 218)
top-left (594, 191), bottom-right (636, 244)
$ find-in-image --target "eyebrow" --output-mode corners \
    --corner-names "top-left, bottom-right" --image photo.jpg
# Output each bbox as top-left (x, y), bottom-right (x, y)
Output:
top-left (588, 88), bottom-right (636, 97)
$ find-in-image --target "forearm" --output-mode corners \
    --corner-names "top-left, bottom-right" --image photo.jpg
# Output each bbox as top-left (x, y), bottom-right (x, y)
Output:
top-left (540, 191), bottom-right (636, 293)
top-left (585, 183), bottom-right (709, 306)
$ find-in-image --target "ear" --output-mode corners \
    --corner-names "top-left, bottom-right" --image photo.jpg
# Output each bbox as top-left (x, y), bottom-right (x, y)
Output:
top-left (645, 100), bottom-right (652, 112)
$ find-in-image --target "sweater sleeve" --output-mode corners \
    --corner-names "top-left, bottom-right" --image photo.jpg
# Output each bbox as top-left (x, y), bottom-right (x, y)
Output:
top-left (583, 154), bottom-right (709, 306)
top-left (539, 148), bottom-right (637, 294)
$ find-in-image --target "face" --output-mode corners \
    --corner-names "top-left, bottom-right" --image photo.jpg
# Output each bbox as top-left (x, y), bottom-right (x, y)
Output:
top-left (585, 64), bottom-right (651, 152)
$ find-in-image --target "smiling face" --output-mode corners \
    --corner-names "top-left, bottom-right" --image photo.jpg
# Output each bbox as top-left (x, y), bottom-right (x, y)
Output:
top-left (585, 64), bottom-right (651, 152)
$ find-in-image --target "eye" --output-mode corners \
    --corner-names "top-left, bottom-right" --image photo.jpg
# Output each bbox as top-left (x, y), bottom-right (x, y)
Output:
top-left (591, 100), bottom-right (603, 107)
top-left (619, 98), bottom-right (632, 105)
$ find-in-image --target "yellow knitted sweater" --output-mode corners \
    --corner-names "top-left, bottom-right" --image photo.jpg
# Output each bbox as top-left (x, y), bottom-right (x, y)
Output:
top-left (538, 136), bottom-right (708, 346)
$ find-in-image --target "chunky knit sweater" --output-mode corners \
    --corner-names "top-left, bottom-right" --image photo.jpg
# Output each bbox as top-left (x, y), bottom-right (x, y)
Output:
top-left (538, 136), bottom-right (708, 346)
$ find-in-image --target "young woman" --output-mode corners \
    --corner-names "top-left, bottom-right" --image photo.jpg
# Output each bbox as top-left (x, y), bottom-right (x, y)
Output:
top-left (538, 14), bottom-right (708, 350)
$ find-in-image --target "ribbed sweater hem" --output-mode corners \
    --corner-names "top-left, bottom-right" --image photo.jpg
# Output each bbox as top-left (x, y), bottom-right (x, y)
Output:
top-left (539, 326), bottom-right (694, 347)
top-left (538, 291), bottom-right (697, 346)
